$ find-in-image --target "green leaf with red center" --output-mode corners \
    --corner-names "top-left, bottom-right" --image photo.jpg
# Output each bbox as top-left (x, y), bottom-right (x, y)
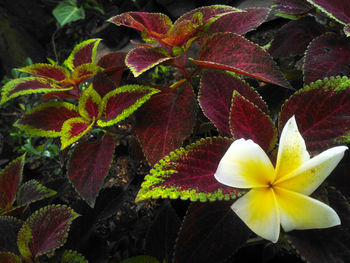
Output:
top-left (19, 63), bottom-right (70, 81)
top-left (272, 0), bottom-right (314, 15)
top-left (268, 16), bottom-right (325, 58)
top-left (15, 102), bottom-right (79, 138)
top-left (279, 76), bottom-right (350, 154)
top-left (306, 0), bottom-right (350, 36)
top-left (97, 85), bottom-right (160, 127)
top-left (68, 134), bottom-right (115, 207)
top-left (0, 216), bottom-right (23, 254)
top-left (191, 32), bottom-right (292, 89)
top-left (136, 137), bottom-right (244, 202)
top-left (304, 33), bottom-right (350, 85)
top-left (108, 12), bottom-right (172, 42)
top-left (78, 86), bottom-right (102, 121)
top-left (135, 83), bottom-right (197, 165)
top-left (173, 201), bottom-right (250, 263)
top-left (60, 117), bottom-right (94, 150)
top-left (17, 205), bottom-right (79, 261)
top-left (0, 252), bottom-right (22, 263)
top-left (230, 91), bottom-right (277, 153)
top-left (126, 47), bottom-right (173, 77)
top-left (65, 38), bottom-right (102, 70)
top-left (199, 70), bottom-right (268, 136)
top-left (0, 155), bottom-right (25, 215)
top-left (16, 179), bottom-right (56, 207)
top-left (97, 51), bottom-right (127, 87)
top-left (0, 77), bottom-right (71, 106)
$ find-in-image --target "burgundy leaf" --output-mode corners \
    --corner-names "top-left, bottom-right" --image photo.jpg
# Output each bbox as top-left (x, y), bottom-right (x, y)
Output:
top-left (0, 155), bottom-right (25, 214)
top-left (16, 179), bottom-right (56, 207)
top-left (268, 16), bottom-right (325, 58)
top-left (69, 39), bottom-right (101, 69)
top-left (304, 33), bottom-right (350, 85)
top-left (68, 134), bottom-right (115, 207)
top-left (230, 91), bottom-right (277, 153)
top-left (199, 70), bottom-right (268, 136)
top-left (0, 216), bottom-right (23, 254)
top-left (126, 47), bottom-right (172, 77)
top-left (307, 0), bottom-right (350, 24)
top-left (135, 83), bottom-right (197, 165)
top-left (279, 76), bottom-right (350, 154)
top-left (191, 32), bottom-right (291, 89)
top-left (92, 72), bottom-right (117, 98)
top-left (174, 201), bottom-right (250, 263)
top-left (272, 0), bottom-right (314, 15)
top-left (19, 64), bottom-right (69, 82)
top-left (97, 52), bottom-right (127, 86)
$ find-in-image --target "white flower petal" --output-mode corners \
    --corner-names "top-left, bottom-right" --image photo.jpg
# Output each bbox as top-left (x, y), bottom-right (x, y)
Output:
top-left (275, 146), bottom-right (347, 195)
top-left (214, 138), bottom-right (274, 188)
top-left (232, 188), bottom-right (280, 243)
top-left (274, 116), bottom-right (310, 181)
top-left (275, 187), bottom-right (340, 232)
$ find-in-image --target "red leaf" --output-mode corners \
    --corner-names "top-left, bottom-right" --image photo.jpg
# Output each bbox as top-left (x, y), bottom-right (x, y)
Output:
top-left (67, 39), bottom-right (101, 69)
top-left (279, 76), bottom-right (350, 154)
top-left (19, 64), bottom-right (69, 81)
top-left (230, 91), bottom-right (277, 153)
top-left (68, 134), bottom-right (115, 207)
top-left (199, 70), bottom-right (268, 136)
top-left (61, 117), bottom-right (93, 149)
top-left (97, 52), bottom-right (127, 86)
top-left (135, 83), bottom-right (197, 165)
top-left (304, 33), bottom-right (350, 85)
top-left (0, 155), bottom-right (25, 214)
top-left (207, 8), bottom-right (270, 35)
top-left (268, 16), bottom-right (325, 58)
top-left (307, 0), bottom-right (350, 24)
top-left (92, 72), bottom-right (117, 98)
top-left (78, 87), bottom-right (102, 120)
top-left (272, 0), bottom-right (314, 15)
top-left (126, 47), bottom-right (172, 77)
top-left (174, 201), bottom-right (250, 263)
top-left (191, 32), bottom-right (291, 88)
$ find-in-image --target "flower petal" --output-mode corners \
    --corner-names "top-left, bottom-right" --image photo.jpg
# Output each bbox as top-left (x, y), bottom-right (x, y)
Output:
top-left (275, 187), bottom-right (340, 232)
top-left (214, 138), bottom-right (274, 188)
top-left (232, 188), bottom-right (280, 243)
top-left (275, 146), bottom-right (348, 195)
top-left (274, 115), bottom-right (310, 181)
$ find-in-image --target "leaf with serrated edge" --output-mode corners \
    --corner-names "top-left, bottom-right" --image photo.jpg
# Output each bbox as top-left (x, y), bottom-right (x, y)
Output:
top-left (60, 117), bottom-right (93, 150)
top-left (191, 32), bottom-right (292, 89)
top-left (15, 102), bottom-right (79, 138)
top-left (136, 137), bottom-right (245, 202)
top-left (199, 70), bottom-right (268, 136)
top-left (0, 252), bottom-right (22, 263)
top-left (230, 91), bottom-right (277, 153)
top-left (97, 85), bottom-right (160, 127)
top-left (60, 249), bottom-right (88, 263)
top-left (16, 179), bottom-right (56, 207)
top-left (18, 64), bottom-right (70, 81)
top-left (17, 205), bottom-right (79, 260)
top-left (303, 33), bottom-right (350, 85)
top-left (279, 76), bottom-right (350, 154)
top-left (68, 134), bottom-right (115, 207)
top-left (0, 216), bottom-right (23, 254)
top-left (0, 155), bottom-right (25, 214)
top-left (126, 47), bottom-right (172, 77)
top-left (78, 86), bottom-right (102, 120)
top-left (0, 77), bottom-right (70, 105)
top-left (65, 38), bottom-right (102, 70)
top-left (135, 83), bottom-right (197, 165)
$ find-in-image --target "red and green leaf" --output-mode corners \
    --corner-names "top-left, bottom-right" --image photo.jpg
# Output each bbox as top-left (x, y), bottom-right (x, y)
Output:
top-left (279, 76), bottom-right (350, 154)
top-left (0, 155), bottom-right (25, 215)
top-left (272, 0), bottom-right (314, 15)
top-left (303, 33), bottom-right (350, 85)
top-left (199, 70), bottom-right (268, 136)
top-left (135, 83), bottom-right (197, 165)
top-left (0, 216), bottom-right (23, 254)
top-left (268, 16), bottom-right (325, 58)
top-left (0, 77), bottom-right (70, 105)
top-left (70, 63), bottom-right (102, 85)
top-left (68, 134), bottom-right (115, 207)
top-left (65, 38), bottom-right (102, 70)
top-left (17, 205), bottom-right (79, 260)
top-left (136, 137), bottom-right (245, 202)
top-left (0, 252), bottom-right (22, 263)
top-left (173, 201), bottom-right (251, 263)
top-left (16, 179), bottom-right (56, 207)
top-left (15, 102), bottom-right (79, 138)
top-left (78, 86), bottom-right (102, 120)
top-left (191, 32), bottom-right (292, 89)
top-left (126, 47), bottom-right (173, 77)
top-left (19, 63), bottom-right (70, 82)
top-left (60, 117), bottom-right (93, 150)
top-left (97, 85), bottom-right (160, 127)
top-left (230, 91), bottom-right (277, 153)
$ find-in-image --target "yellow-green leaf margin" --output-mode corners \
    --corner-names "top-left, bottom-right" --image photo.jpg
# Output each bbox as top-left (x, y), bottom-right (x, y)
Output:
top-left (61, 117), bottom-right (94, 150)
top-left (78, 85), bottom-right (103, 120)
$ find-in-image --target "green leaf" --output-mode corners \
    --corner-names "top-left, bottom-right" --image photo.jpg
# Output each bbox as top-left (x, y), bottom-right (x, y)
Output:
top-left (53, 0), bottom-right (85, 27)
top-left (59, 250), bottom-right (88, 263)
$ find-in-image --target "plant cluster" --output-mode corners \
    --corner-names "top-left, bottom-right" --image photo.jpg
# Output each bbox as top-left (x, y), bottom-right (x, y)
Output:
top-left (1, 0), bottom-right (350, 262)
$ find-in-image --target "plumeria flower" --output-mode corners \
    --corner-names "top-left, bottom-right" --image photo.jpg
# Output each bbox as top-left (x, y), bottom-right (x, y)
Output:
top-left (214, 116), bottom-right (347, 243)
